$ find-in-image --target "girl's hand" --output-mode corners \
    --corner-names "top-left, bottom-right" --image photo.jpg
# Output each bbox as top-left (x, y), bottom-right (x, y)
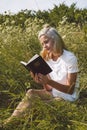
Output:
top-left (30, 72), bottom-right (50, 85)
top-left (37, 73), bottom-right (49, 85)
top-left (30, 72), bottom-right (41, 83)
top-left (30, 71), bottom-right (35, 79)
top-left (44, 84), bottom-right (52, 91)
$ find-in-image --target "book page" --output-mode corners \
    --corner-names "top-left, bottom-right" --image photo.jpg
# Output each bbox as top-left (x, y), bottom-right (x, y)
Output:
top-left (28, 54), bottom-right (39, 63)
top-left (20, 61), bottom-right (27, 66)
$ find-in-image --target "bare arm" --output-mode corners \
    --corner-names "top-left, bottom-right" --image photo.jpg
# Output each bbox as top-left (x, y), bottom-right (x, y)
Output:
top-left (30, 71), bottom-right (77, 94)
top-left (37, 72), bottom-right (77, 94)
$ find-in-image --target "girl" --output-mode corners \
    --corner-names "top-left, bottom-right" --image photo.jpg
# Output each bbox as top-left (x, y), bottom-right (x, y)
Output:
top-left (3, 24), bottom-right (79, 126)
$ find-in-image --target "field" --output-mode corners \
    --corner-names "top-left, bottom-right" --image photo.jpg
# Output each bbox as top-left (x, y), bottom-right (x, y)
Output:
top-left (0, 18), bottom-right (87, 130)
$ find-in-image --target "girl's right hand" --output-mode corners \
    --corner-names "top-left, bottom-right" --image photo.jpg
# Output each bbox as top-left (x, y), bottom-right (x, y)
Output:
top-left (30, 71), bottom-right (35, 79)
top-left (30, 71), bottom-right (40, 83)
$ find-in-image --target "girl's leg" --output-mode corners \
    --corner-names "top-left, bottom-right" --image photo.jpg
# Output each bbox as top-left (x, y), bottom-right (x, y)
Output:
top-left (4, 89), bottom-right (53, 124)
top-left (12, 89), bottom-right (52, 116)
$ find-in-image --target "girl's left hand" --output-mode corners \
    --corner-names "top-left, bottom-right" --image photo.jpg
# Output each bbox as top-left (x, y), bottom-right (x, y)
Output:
top-left (37, 73), bottom-right (49, 85)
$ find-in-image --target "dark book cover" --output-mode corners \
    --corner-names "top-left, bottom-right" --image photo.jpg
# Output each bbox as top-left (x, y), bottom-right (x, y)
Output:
top-left (20, 54), bottom-right (52, 75)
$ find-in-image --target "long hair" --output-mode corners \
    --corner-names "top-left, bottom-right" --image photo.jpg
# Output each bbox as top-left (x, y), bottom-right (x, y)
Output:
top-left (38, 24), bottom-right (67, 60)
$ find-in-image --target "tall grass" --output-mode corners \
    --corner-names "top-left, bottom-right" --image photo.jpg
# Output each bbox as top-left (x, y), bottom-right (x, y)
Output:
top-left (0, 19), bottom-right (87, 130)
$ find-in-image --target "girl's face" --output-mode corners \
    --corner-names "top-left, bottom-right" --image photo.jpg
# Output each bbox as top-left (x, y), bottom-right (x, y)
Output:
top-left (39, 35), bottom-right (54, 53)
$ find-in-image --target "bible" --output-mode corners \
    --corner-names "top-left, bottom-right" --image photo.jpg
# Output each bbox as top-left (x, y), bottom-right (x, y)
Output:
top-left (20, 54), bottom-right (52, 75)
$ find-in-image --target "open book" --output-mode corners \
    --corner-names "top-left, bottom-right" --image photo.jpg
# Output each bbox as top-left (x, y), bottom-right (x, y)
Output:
top-left (20, 54), bottom-right (52, 75)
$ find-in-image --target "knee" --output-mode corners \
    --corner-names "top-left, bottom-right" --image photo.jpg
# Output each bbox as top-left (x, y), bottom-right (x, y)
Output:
top-left (26, 89), bottom-right (34, 97)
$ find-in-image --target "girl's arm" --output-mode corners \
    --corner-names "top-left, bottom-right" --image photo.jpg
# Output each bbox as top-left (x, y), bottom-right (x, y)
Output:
top-left (37, 72), bottom-right (77, 94)
top-left (30, 71), bottom-right (52, 91)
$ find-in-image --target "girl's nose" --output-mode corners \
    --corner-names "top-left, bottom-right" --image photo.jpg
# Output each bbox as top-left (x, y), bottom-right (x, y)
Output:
top-left (43, 44), bottom-right (47, 48)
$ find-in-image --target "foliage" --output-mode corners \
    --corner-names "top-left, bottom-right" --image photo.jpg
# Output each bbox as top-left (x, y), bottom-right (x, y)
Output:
top-left (0, 3), bottom-right (87, 28)
top-left (0, 5), bottom-right (87, 130)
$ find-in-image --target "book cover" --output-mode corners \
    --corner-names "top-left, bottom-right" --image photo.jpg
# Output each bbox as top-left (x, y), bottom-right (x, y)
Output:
top-left (20, 54), bottom-right (52, 75)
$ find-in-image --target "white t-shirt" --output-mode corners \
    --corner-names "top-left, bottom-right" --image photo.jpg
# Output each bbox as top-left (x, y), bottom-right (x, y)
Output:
top-left (47, 50), bottom-right (79, 101)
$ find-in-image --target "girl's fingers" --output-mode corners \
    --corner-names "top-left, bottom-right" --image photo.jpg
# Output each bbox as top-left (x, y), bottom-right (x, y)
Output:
top-left (30, 71), bottom-right (34, 78)
top-left (35, 73), bottom-right (40, 83)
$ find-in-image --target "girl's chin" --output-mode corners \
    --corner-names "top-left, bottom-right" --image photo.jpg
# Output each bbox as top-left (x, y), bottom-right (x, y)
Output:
top-left (44, 49), bottom-right (52, 53)
top-left (46, 49), bottom-right (51, 52)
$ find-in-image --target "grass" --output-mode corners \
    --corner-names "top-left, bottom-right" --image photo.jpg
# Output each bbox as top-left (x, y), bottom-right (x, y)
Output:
top-left (0, 21), bottom-right (87, 130)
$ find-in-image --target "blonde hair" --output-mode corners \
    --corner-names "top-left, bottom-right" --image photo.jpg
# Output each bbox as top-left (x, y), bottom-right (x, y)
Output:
top-left (38, 24), bottom-right (67, 60)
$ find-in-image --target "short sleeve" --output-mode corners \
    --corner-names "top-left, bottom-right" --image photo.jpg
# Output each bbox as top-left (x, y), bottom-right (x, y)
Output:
top-left (67, 55), bottom-right (79, 73)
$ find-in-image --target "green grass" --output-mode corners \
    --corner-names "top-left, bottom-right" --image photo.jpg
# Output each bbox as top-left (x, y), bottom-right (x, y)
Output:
top-left (0, 20), bottom-right (87, 130)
